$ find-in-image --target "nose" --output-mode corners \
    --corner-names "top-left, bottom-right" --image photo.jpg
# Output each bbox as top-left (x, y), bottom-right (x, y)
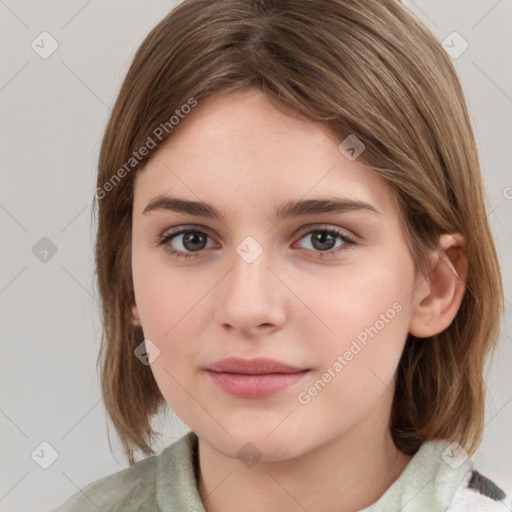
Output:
top-left (215, 243), bottom-right (287, 337)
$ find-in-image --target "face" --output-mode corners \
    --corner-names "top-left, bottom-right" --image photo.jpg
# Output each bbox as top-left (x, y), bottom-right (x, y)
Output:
top-left (131, 88), bottom-right (421, 462)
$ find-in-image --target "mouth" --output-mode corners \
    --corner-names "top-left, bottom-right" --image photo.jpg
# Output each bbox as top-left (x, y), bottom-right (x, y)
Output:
top-left (204, 357), bottom-right (310, 399)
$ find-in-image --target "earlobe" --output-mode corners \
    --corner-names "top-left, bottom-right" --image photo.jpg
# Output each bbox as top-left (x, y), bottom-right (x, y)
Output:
top-left (409, 233), bottom-right (468, 338)
top-left (131, 303), bottom-right (142, 327)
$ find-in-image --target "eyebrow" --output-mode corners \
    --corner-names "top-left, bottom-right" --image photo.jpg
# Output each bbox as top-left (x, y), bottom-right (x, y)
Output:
top-left (142, 195), bottom-right (381, 222)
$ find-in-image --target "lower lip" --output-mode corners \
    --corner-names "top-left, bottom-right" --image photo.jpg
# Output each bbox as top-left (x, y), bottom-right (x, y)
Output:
top-left (205, 370), bottom-right (309, 399)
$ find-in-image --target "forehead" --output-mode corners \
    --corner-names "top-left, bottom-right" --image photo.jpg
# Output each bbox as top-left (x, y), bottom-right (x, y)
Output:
top-left (133, 89), bottom-right (396, 221)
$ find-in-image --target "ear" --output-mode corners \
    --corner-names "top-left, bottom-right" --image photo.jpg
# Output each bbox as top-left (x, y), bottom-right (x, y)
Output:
top-left (409, 233), bottom-right (468, 338)
top-left (131, 303), bottom-right (142, 327)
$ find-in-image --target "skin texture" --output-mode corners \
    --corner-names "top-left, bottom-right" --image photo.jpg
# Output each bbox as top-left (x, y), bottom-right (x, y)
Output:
top-left (131, 89), bottom-right (467, 512)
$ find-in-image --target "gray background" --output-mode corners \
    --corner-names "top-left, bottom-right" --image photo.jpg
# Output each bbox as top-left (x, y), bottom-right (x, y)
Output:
top-left (0, 1), bottom-right (511, 511)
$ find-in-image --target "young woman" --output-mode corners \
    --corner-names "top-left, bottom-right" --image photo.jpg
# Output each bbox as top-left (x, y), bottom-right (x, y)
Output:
top-left (54, 0), bottom-right (510, 510)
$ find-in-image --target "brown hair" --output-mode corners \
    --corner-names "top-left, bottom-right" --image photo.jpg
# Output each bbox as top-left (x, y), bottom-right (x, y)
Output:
top-left (93, 0), bottom-right (504, 464)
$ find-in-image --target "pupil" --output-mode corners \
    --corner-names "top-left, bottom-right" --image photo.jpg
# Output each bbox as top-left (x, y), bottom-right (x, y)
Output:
top-left (313, 232), bottom-right (335, 251)
top-left (183, 232), bottom-right (206, 251)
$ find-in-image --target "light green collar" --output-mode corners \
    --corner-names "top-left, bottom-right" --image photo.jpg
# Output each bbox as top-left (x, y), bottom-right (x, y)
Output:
top-left (156, 432), bottom-right (472, 512)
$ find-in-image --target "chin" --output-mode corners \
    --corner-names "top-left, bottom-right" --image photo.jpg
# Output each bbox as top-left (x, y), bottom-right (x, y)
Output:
top-left (197, 423), bottom-right (319, 465)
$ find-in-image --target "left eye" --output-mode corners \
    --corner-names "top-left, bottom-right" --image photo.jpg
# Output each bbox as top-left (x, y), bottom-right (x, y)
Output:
top-left (296, 228), bottom-right (355, 252)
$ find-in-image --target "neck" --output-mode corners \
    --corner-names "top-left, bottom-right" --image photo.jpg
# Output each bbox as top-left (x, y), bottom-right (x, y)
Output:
top-left (197, 404), bottom-right (413, 512)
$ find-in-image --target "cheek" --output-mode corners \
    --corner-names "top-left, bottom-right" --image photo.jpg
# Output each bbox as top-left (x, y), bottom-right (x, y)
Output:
top-left (131, 259), bottom-right (215, 418)
top-left (132, 246), bottom-right (207, 341)
top-left (292, 249), bottom-right (415, 348)
top-left (293, 249), bottom-right (415, 402)
top-left (132, 260), bottom-right (205, 420)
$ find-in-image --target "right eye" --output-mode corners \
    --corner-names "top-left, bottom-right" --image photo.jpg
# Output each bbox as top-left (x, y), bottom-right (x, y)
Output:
top-left (159, 228), bottom-right (216, 259)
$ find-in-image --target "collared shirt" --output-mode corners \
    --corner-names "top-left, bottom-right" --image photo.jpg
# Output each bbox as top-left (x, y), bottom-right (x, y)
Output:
top-left (53, 431), bottom-right (512, 511)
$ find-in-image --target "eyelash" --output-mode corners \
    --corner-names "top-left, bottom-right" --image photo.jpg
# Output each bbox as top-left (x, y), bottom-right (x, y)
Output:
top-left (158, 225), bottom-right (357, 261)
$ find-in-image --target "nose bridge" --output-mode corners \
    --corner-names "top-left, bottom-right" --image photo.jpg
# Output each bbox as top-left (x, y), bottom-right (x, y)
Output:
top-left (217, 234), bottom-right (286, 331)
top-left (228, 235), bottom-right (274, 301)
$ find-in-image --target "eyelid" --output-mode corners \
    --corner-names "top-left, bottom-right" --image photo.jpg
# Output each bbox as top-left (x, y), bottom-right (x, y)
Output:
top-left (295, 223), bottom-right (356, 239)
top-left (157, 223), bottom-right (216, 243)
top-left (158, 223), bottom-right (357, 244)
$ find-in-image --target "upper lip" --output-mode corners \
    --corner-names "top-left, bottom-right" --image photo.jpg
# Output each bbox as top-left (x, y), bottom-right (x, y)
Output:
top-left (206, 357), bottom-right (308, 375)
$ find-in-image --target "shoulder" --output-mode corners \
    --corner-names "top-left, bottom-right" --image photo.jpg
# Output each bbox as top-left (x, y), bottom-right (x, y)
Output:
top-left (52, 431), bottom-right (200, 512)
top-left (447, 469), bottom-right (512, 511)
top-left (364, 440), bottom-right (512, 512)
top-left (52, 453), bottom-right (160, 512)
